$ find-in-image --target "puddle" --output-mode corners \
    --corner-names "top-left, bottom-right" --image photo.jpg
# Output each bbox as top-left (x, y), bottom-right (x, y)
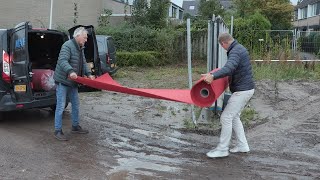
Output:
top-left (132, 129), bottom-right (190, 145)
top-left (105, 150), bottom-right (183, 176)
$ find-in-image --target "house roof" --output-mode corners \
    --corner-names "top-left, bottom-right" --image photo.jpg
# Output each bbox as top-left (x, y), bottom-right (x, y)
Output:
top-left (182, 0), bottom-right (199, 16)
top-left (296, 0), bottom-right (320, 9)
top-left (220, 0), bottom-right (232, 10)
top-left (182, 0), bottom-right (232, 16)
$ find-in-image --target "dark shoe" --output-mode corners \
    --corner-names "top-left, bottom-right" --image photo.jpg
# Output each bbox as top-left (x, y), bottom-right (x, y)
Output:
top-left (54, 130), bottom-right (68, 141)
top-left (71, 125), bottom-right (89, 134)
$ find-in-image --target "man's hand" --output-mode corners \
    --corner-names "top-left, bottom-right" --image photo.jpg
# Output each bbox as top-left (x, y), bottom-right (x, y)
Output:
top-left (69, 72), bottom-right (78, 79)
top-left (88, 75), bottom-right (95, 80)
top-left (202, 73), bottom-right (214, 84)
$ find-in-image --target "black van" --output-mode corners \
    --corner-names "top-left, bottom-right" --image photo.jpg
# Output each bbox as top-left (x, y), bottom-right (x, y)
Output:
top-left (96, 35), bottom-right (117, 75)
top-left (0, 22), bottom-right (102, 112)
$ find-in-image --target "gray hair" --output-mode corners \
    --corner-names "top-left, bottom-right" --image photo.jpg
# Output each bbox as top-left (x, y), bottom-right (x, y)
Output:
top-left (218, 32), bottom-right (234, 44)
top-left (73, 27), bottom-right (88, 38)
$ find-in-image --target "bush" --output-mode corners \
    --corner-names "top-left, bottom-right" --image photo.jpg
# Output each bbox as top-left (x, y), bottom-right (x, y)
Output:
top-left (117, 51), bottom-right (167, 67)
top-left (97, 23), bottom-right (184, 64)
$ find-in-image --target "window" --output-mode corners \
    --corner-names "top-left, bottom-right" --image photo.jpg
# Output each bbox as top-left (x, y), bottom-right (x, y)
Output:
top-left (309, 4), bottom-right (317, 17)
top-left (172, 7), bottom-right (177, 18)
top-left (299, 7), bottom-right (308, 19)
top-left (179, 10), bottom-right (183, 19)
top-left (317, 2), bottom-right (320, 15)
top-left (189, 5), bottom-right (195, 10)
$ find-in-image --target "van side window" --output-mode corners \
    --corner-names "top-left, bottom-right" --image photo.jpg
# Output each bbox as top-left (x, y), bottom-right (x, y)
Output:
top-left (97, 39), bottom-right (105, 54)
top-left (107, 38), bottom-right (115, 54)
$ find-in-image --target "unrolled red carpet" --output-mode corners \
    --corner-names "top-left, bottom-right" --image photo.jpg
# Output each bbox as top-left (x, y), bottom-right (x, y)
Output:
top-left (75, 69), bottom-right (228, 107)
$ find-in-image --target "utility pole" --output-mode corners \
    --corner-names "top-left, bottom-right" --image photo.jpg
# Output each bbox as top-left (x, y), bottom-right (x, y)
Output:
top-left (49, 0), bottom-right (53, 29)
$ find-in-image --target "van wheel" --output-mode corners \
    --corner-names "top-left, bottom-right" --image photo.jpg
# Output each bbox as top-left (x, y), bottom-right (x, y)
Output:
top-left (50, 102), bottom-right (69, 112)
top-left (0, 112), bottom-right (7, 120)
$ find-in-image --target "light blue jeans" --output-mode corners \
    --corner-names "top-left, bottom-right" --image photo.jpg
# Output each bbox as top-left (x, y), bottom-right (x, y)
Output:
top-left (54, 83), bottom-right (79, 131)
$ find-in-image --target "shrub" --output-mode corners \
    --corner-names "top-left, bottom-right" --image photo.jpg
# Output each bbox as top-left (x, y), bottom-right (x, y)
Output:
top-left (117, 51), bottom-right (167, 67)
top-left (97, 23), bottom-right (184, 64)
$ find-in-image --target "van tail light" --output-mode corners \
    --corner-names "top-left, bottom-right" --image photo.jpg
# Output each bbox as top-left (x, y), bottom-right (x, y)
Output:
top-left (107, 53), bottom-right (110, 64)
top-left (2, 50), bottom-right (11, 83)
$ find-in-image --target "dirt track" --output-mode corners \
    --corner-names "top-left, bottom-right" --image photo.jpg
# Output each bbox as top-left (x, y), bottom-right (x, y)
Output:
top-left (0, 78), bottom-right (320, 179)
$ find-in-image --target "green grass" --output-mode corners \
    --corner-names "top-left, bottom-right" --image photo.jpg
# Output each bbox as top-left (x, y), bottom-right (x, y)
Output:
top-left (114, 62), bottom-right (207, 89)
top-left (253, 62), bottom-right (320, 81)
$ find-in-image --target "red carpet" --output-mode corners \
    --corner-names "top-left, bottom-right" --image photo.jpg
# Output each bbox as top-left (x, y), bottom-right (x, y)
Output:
top-left (75, 69), bottom-right (228, 107)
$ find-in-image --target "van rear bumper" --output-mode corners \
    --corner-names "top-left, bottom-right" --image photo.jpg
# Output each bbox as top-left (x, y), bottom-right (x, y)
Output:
top-left (0, 94), bottom-right (56, 112)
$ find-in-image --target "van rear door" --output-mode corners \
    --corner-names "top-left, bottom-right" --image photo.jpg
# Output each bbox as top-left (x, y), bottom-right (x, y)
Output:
top-left (9, 22), bottom-right (33, 103)
top-left (68, 25), bottom-right (101, 76)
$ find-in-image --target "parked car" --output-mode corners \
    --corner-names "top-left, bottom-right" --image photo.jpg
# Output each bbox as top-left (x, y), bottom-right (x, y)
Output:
top-left (0, 22), bottom-right (102, 112)
top-left (96, 35), bottom-right (117, 75)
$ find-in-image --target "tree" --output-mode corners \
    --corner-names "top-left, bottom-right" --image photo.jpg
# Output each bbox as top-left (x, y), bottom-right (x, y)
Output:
top-left (260, 0), bottom-right (293, 30)
top-left (198, 0), bottom-right (225, 19)
top-left (147, 0), bottom-right (170, 29)
top-left (232, 0), bottom-right (261, 18)
top-left (232, 0), bottom-right (293, 30)
top-left (98, 9), bottom-right (112, 27)
top-left (131, 0), bottom-right (149, 26)
top-left (233, 11), bottom-right (271, 50)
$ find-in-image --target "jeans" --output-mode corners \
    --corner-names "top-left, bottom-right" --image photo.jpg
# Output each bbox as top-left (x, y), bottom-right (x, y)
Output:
top-left (216, 89), bottom-right (255, 151)
top-left (54, 83), bottom-right (80, 131)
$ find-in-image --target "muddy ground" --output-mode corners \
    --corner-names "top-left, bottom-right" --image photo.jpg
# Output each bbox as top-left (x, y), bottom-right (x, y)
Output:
top-left (0, 76), bottom-right (320, 179)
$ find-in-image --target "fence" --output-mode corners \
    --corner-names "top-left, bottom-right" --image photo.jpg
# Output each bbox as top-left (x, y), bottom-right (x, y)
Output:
top-left (249, 30), bottom-right (320, 61)
top-left (175, 30), bottom-right (207, 63)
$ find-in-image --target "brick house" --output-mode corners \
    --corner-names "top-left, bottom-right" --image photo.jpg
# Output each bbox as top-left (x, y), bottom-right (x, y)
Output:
top-left (293, 0), bottom-right (320, 31)
top-left (0, 0), bottom-right (183, 29)
top-left (0, 0), bottom-right (103, 29)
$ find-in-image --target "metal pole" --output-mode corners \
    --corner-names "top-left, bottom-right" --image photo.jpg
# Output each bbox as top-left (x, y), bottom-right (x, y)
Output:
top-left (187, 18), bottom-right (196, 126)
top-left (230, 16), bottom-right (234, 36)
top-left (207, 20), bottom-right (212, 72)
top-left (49, 0), bottom-right (53, 29)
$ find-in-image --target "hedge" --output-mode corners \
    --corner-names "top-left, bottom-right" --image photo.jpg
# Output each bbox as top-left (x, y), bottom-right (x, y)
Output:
top-left (116, 51), bottom-right (168, 67)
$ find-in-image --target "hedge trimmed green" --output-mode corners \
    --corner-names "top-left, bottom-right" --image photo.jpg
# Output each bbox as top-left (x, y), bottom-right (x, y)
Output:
top-left (117, 51), bottom-right (167, 67)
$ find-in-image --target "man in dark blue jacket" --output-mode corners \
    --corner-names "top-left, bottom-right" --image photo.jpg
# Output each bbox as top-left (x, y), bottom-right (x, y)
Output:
top-left (53, 27), bottom-right (95, 141)
top-left (203, 32), bottom-right (255, 158)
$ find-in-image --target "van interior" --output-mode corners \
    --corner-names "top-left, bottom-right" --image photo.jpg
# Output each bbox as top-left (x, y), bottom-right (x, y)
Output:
top-left (28, 31), bottom-right (66, 70)
top-left (27, 30), bottom-right (96, 92)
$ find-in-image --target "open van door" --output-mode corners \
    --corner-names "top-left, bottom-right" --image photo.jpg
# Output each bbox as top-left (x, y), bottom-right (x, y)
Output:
top-left (68, 25), bottom-right (101, 76)
top-left (9, 22), bottom-right (33, 103)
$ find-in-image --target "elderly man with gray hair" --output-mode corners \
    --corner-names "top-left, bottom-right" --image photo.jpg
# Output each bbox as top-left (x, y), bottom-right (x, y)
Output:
top-left (53, 27), bottom-right (95, 141)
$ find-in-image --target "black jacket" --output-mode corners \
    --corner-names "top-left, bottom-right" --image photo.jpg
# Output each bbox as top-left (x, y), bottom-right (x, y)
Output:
top-left (212, 40), bottom-right (254, 93)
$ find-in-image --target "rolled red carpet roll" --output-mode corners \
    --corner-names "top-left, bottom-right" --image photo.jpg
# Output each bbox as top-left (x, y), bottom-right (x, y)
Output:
top-left (75, 69), bottom-right (228, 107)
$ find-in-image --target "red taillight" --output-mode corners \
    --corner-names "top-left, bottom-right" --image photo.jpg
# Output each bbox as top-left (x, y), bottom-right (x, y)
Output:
top-left (106, 53), bottom-right (110, 64)
top-left (16, 104), bottom-right (24, 108)
top-left (2, 50), bottom-right (11, 83)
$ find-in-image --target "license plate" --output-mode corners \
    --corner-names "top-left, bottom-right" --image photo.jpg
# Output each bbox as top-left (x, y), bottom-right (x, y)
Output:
top-left (14, 85), bottom-right (26, 92)
top-left (87, 62), bottom-right (94, 68)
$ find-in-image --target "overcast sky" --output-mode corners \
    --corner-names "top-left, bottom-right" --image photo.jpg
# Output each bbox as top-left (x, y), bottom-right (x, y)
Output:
top-left (173, 0), bottom-right (299, 7)
top-left (290, 0), bottom-right (298, 5)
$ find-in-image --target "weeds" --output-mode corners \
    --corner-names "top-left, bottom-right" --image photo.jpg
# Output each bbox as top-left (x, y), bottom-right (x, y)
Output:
top-left (241, 107), bottom-right (257, 126)
top-left (183, 118), bottom-right (196, 129)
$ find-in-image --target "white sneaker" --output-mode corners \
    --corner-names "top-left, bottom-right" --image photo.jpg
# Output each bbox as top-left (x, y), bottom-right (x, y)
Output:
top-left (229, 146), bottom-right (250, 153)
top-left (206, 149), bottom-right (229, 158)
